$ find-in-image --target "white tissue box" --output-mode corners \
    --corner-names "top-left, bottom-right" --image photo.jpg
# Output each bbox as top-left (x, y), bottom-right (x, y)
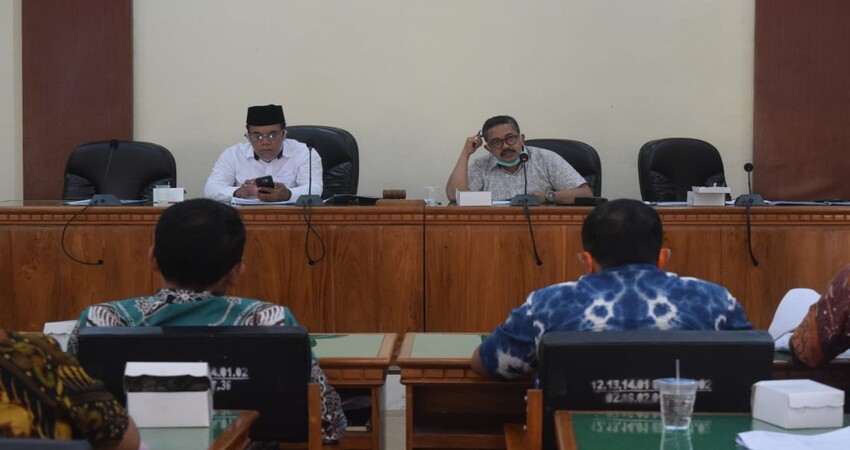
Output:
top-left (456, 191), bottom-right (492, 206)
top-left (752, 379), bottom-right (844, 429)
top-left (153, 187), bottom-right (185, 204)
top-left (687, 186), bottom-right (731, 206)
top-left (125, 362), bottom-right (212, 428)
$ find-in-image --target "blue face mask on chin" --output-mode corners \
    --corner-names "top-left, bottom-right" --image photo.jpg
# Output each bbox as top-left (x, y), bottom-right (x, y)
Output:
top-left (495, 156), bottom-right (522, 167)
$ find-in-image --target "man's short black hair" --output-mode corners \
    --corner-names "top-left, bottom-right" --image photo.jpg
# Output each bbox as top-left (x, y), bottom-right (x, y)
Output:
top-left (581, 198), bottom-right (663, 268)
top-left (481, 115), bottom-right (520, 141)
top-left (154, 198), bottom-right (246, 291)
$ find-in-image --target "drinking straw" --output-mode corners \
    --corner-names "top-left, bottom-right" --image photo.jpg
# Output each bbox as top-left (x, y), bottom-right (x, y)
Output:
top-left (676, 359), bottom-right (680, 394)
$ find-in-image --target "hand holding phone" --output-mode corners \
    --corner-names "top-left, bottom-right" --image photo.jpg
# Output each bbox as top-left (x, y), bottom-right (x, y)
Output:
top-left (255, 176), bottom-right (274, 188)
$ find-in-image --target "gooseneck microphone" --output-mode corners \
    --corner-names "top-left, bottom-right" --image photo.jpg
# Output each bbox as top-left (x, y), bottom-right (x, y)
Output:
top-left (295, 142), bottom-right (323, 207)
top-left (510, 149), bottom-right (540, 207)
top-left (744, 163), bottom-right (754, 195)
top-left (90, 139), bottom-right (121, 206)
top-left (296, 141), bottom-right (326, 265)
top-left (509, 147), bottom-right (543, 265)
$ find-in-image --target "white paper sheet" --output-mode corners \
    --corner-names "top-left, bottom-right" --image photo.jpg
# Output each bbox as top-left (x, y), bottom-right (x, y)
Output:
top-left (736, 426), bottom-right (850, 450)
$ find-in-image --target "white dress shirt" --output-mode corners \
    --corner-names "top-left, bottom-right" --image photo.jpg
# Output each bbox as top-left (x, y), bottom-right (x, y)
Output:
top-left (204, 139), bottom-right (323, 202)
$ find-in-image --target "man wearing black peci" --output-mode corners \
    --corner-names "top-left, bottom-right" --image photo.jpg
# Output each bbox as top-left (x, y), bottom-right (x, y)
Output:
top-left (204, 104), bottom-right (322, 203)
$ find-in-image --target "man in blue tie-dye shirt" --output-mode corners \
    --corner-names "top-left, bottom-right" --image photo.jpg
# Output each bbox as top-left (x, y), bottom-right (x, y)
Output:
top-left (471, 198), bottom-right (752, 379)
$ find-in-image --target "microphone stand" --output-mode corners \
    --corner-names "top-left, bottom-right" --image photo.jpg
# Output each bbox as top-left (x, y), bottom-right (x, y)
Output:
top-left (295, 143), bottom-right (323, 206)
top-left (509, 148), bottom-right (543, 265)
top-left (733, 163), bottom-right (764, 206)
top-left (91, 139), bottom-right (121, 206)
top-left (510, 151), bottom-right (540, 206)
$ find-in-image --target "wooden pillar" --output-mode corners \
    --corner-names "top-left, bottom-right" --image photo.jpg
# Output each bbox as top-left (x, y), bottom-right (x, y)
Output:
top-left (22, 0), bottom-right (132, 200)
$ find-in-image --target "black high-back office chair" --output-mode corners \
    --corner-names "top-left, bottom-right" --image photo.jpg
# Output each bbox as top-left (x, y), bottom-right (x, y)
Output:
top-left (525, 139), bottom-right (602, 197)
top-left (285, 125), bottom-right (360, 199)
top-left (62, 140), bottom-right (176, 202)
top-left (637, 137), bottom-right (727, 202)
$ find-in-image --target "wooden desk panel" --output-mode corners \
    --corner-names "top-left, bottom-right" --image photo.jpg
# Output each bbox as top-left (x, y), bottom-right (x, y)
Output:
top-left (397, 333), bottom-right (850, 450)
top-left (4, 203), bottom-right (850, 334)
top-left (313, 333), bottom-right (397, 450)
top-left (0, 203), bottom-right (423, 335)
top-left (396, 333), bottom-right (533, 449)
top-left (425, 206), bottom-right (850, 332)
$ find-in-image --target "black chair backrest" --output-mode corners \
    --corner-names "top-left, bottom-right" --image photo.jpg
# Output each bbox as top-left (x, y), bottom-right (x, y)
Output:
top-left (538, 329), bottom-right (773, 449)
top-left (285, 125), bottom-right (360, 199)
top-left (76, 326), bottom-right (311, 443)
top-left (637, 137), bottom-right (726, 202)
top-left (525, 139), bottom-right (602, 197)
top-left (0, 439), bottom-right (92, 449)
top-left (62, 140), bottom-right (176, 201)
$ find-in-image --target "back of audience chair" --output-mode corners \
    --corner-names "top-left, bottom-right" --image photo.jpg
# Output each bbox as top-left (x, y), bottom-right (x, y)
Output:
top-left (77, 326), bottom-right (313, 444)
top-left (537, 329), bottom-right (773, 449)
top-left (525, 138), bottom-right (602, 197)
top-left (285, 125), bottom-right (360, 199)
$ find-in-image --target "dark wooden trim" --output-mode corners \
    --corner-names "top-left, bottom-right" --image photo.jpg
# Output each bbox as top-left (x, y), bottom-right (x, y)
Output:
top-left (754, 0), bottom-right (850, 201)
top-left (22, 0), bottom-right (133, 200)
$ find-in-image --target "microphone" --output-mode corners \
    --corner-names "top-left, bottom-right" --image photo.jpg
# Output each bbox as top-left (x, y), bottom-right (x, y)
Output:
top-left (510, 148), bottom-right (540, 207)
top-left (90, 139), bottom-right (121, 206)
top-left (734, 162), bottom-right (764, 206)
top-left (295, 141), bottom-right (323, 207)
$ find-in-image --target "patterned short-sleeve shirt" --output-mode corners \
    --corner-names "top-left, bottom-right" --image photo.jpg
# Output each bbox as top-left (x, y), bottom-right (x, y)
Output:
top-left (467, 145), bottom-right (588, 201)
top-left (67, 289), bottom-right (347, 443)
top-left (478, 264), bottom-right (752, 379)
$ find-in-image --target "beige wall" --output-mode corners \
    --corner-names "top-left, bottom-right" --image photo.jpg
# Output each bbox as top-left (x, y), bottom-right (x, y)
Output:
top-left (1, 0), bottom-right (754, 202)
top-left (0, 0), bottom-right (21, 200)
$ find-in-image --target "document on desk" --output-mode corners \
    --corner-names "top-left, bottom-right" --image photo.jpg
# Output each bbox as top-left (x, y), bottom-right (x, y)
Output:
top-left (230, 197), bottom-right (294, 205)
top-left (64, 199), bottom-right (145, 206)
top-left (736, 425), bottom-right (850, 450)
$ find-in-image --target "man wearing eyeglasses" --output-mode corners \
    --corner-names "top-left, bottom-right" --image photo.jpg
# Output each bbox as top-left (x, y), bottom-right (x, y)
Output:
top-left (204, 104), bottom-right (322, 202)
top-left (446, 115), bottom-right (592, 203)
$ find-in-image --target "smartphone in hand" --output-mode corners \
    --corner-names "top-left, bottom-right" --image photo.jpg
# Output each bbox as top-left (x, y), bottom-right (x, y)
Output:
top-left (255, 176), bottom-right (274, 188)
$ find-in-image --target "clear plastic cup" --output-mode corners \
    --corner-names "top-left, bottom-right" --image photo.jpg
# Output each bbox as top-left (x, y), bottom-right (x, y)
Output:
top-left (654, 378), bottom-right (698, 430)
top-left (423, 186), bottom-right (439, 206)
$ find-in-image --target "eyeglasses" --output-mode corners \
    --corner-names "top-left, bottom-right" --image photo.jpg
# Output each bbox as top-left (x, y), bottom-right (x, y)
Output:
top-left (245, 131), bottom-right (284, 142)
top-left (487, 134), bottom-right (519, 149)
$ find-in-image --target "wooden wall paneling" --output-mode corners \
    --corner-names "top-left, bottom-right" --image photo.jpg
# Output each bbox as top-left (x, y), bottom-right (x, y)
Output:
top-left (22, 0), bottom-right (133, 200)
top-left (754, 0), bottom-right (850, 201)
